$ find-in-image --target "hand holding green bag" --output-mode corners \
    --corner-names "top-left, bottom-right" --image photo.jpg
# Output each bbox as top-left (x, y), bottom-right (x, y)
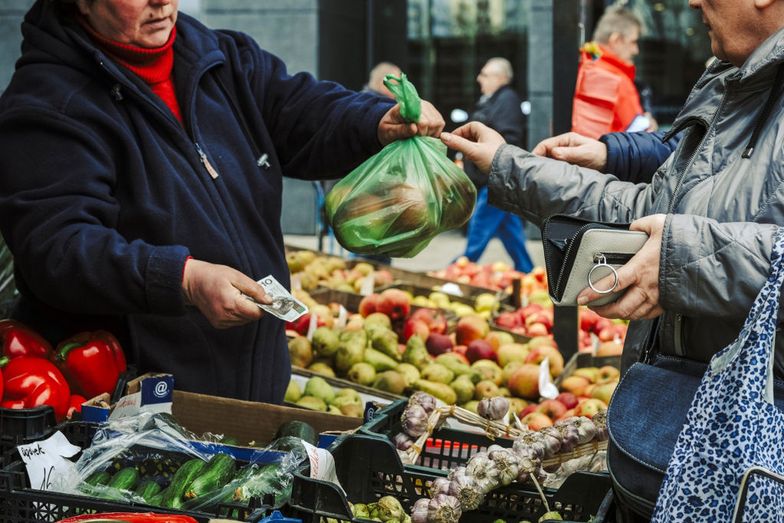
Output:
top-left (325, 74), bottom-right (476, 258)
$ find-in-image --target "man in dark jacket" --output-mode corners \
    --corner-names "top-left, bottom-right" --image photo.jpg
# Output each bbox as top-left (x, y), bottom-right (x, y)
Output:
top-left (461, 58), bottom-right (533, 272)
top-left (0, 0), bottom-right (444, 404)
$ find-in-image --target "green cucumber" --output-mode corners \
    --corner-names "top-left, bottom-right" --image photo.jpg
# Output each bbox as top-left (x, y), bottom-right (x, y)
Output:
top-left (84, 470), bottom-right (111, 486)
top-left (274, 420), bottom-right (318, 446)
top-left (135, 479), bottom-right (163, 503)
top-left (162, 458), bottom-right (206, 509)
top-left (184, 453), bottom-right (236, 499)
top-left (148, 489), bottom-right (166, 507)
top-left (107, 467), bottom-right (139, 491)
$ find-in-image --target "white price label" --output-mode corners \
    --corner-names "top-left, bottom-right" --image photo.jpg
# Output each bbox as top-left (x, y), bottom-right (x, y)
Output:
top-left (359, 274), bottom-right (375, 296)
top-left (17, 431), bottom-right (80, 491)
top-left (538, 357), bottom-right (559, 400)
top-left (306, 312), bottom-right (319, 341)
top-left (302, 441), bottom-right (345, 495)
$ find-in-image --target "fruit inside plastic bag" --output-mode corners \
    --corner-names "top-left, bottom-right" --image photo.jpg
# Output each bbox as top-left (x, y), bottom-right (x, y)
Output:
top-left (326, 74), bottom-right (476, 258)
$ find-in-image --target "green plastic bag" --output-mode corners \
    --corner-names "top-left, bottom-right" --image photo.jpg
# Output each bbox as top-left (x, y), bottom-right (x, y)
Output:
top-left (326, 74), bottom-right (476, 258)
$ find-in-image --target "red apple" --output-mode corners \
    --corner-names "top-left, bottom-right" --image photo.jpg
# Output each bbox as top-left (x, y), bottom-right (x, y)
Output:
top-left (374, 269), bottom-right (394, 287)
top-left (409, 308), bottom-right (447, 335)
top-left (456, 316), bottom-right (490, 346)
top-left (555, 392), bottom-right (578, 410)
top-left (559, 376), bottom-right (590, 397)
top-left (536, 399), bottom-right (567, 421)
top-left (525, 312), bottom-right (553, 331)
top-left (525, 345), bottom-right (565, 377)
top-left (526, 322), bottom-right (550, 337)
top-left (519, 403), bottom-right (538, 418)
top-left (403, 319), bottom-right (429, 341)
top-left (557, 408), bottom-right (577, 421)
top-left (465, 339), bottom-right (496, 363)
top-left (376, 289), bottom-right (411, 321)
top-left (508, 364), bottom-right (541, 399)
top-left (596, 340), bottom-right (623, 357)
top-left (495, 311), bottom-right (521, 329)
top-left (358, 293), bottom-right (380, 317)
top-left (425, 333), bottom-right (454, 356)
top-left (485, 330), bottom-right (515, 351)
top-left (580, 308), bottom-right (601, 333)
top-left (522, 412), bottom-right (553, 431)
top-left (575, 398), bottom-right (607, 418)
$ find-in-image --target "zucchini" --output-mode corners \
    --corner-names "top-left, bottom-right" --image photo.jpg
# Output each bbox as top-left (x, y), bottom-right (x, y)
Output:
top-left (135, 479), bottom-right (163, 503)
top-left (84, 470), bottom-right (111, 486)
top-left (274, 420), bottom-right (318, 446)
top-left (147, 489), bottom-right (166, 507)
top-left (107, 467), bottom-right (139, 491)
top-left (184, 453), bottom-right (236, 499)
top-left (162, 458), bottom-right (206, 509)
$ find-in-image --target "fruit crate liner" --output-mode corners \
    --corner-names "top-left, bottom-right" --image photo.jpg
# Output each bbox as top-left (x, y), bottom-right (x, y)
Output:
top-left (288, 432), bottom-right (612, 523)
top-left (0, 421), bottom-right (277, 523)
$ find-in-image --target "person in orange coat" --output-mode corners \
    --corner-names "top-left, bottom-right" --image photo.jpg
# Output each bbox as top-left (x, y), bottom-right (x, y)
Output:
top-left (572, 7), bottom-right (651, 139)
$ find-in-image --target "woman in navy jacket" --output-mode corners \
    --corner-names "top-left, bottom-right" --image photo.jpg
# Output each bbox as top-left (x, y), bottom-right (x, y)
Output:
top-left (0, 0), bottom-right (444, 403)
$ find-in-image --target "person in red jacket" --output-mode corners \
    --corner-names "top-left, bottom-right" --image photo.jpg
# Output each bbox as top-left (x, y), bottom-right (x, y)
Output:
top-left (571, 7), bottom-right (648, 139)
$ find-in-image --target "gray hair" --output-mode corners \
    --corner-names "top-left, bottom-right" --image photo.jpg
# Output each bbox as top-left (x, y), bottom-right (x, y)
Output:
top-left (485, 57), bottom-right (513, 82)
top-left (592, 6), bottom-right (642, 43)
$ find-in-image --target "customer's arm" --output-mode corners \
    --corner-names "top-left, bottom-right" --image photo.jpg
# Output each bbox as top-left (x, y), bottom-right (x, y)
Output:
top-left (600, 131), bottom-right (682, 184)
top-left (533, 130), bottom-right (681, 183)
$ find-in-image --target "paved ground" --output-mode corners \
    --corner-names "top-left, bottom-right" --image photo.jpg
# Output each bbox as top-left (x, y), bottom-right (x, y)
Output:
top-left (284, 230), bottom-right (545, 273)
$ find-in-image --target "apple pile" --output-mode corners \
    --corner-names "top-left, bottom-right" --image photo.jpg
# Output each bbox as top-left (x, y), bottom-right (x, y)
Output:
top-left (287, 250), bottom-right (394, 292)
top-left (494, 302), bottom-right (554, 338)
top-left (516, 364), bottom-right (620, 430)
top-left (430, 258), bottom-right (548, 296)
top-left (406, 290), bottom-right (502, 320)
top-left (578, 308), bottom-right (627, 355)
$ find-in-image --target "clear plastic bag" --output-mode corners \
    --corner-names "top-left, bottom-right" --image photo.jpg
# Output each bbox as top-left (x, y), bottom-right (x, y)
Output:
top-left (53, 412), bottom-right (307, 512)
top-left (326, 74), bottom-right (476, 258)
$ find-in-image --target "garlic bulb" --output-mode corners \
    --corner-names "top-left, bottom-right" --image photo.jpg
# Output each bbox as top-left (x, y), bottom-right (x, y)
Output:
top-left (409, 391), bottom-right (437, 415)
top-left (489, 448), bottom-right (520, 486)
top-left (427, 494), bottom-right (462, 523)
top-left (448, 473), bottom-right (484, 511)
top-left (466, 454), bottom-right (501, 493)
top-left (394, 432), bottom-right (414, 451)
top-left (477, 397), bottom-right (509, 421)
top-left (411, 498), bottom-right (430, 523)
top-left (430, 477), bottom-right (451, 497)
top-left (402, 404), bottom-right (429, 438)
top-left (592, 411), bottom-right (608, 441)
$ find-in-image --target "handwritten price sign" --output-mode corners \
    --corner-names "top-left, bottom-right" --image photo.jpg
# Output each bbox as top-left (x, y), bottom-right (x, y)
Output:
top-left (17, 432), bottom-right (80, 491)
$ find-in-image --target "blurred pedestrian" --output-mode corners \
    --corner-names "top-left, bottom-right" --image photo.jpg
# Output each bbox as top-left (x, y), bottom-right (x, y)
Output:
top-left (461, 58), bottom-right (533, 273)
top-left (572, 6), bottom-right (649, 139)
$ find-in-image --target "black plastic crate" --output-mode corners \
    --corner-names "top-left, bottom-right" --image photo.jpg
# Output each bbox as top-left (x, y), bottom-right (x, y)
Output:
top-left (0, 364), bottom-right (138, 468)
top-left (289, 433), bottom-right (613, 523)
top-left (0, 422), bottom-right (272, 523)
top-left (361, 400), bottom-right (518, 471)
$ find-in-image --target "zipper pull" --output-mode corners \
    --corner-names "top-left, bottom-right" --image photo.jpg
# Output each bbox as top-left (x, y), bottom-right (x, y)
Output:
top-left (257, 153), bottom-right (271, 169)
top-left (195, 142), bottom-right (220, 180)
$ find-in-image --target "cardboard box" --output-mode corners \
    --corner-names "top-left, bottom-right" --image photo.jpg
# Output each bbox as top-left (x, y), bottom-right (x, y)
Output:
top-left (171, 390), bottom-right (361, 448)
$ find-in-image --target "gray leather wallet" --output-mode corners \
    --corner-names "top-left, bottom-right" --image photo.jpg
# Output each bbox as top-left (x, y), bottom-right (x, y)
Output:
top-left (542, 215), bottom-right (649, 306)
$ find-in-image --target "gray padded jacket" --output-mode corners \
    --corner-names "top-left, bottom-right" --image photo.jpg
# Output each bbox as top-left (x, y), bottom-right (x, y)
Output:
top-left (487, 28), bottom-right (784, 376)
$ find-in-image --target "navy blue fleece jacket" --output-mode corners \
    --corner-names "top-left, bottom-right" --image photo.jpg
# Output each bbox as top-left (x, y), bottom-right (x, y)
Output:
top-left (0, 1), bottom-right (393, 402)
top-left (600, 131), bottom-right (682, 184)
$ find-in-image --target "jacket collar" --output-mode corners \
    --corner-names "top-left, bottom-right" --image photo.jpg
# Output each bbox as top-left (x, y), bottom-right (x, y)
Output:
top-left (581, 43), bottom-right (636, 81)
top-left (666, 27), bottom-right (784, 139)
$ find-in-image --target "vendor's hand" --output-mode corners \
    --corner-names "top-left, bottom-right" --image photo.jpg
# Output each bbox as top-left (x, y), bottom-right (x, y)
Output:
top-left (577, 214), bottom-right (666, 320)
top-left (532, 132), bottom-right (607, 171)
top-left (440, 122), bottom-right (506, 174)
top-left (378, 100), bottom-right (445, 145)
top-left (182, 259), bottom-right (271, 329)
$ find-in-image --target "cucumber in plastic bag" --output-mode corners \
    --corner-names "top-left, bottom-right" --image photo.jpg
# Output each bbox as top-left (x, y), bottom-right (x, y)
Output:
top-left (326, 73), bottom-right (476, 258)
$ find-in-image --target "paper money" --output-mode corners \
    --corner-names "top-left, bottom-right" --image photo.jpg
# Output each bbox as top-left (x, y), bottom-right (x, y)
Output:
top-left (247, 275), bottom-right (309, 322)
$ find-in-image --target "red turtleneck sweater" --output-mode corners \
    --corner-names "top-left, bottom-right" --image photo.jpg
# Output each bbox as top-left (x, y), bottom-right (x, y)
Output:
top-left (81, 20), bottom-right (183, 124)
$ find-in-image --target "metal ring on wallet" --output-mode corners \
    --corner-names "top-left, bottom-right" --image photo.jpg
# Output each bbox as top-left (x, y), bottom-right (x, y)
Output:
top-left (588, 257), bottom-right (619, 295)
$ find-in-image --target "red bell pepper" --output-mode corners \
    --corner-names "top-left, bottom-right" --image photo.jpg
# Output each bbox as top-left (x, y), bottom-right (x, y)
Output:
top-left (1, 355), bottom-right (70, 420)
top-left (66, 393), bottom-right (86, 419)
top-left (0, 319), bottom-right (52, 359)
top-left (56, 331), bottom-right (127, 399)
